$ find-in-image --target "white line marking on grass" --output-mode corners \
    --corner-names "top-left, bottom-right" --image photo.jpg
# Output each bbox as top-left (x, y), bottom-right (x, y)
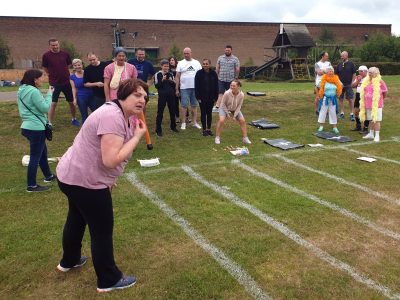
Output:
top-left (340, 147), bottom-right (400, 166)
top-left (273, 155), bottom-right (400, 207)
top-left (126, 172), bottom-right (272, 300)
top-left (231, 160), bottom-right (400, 243)
top-left (182, 165), bottom-right (400, 300)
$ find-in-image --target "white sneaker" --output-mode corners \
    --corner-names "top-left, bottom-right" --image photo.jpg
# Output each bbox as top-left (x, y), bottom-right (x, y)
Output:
top-left (181, 122), bottom-right (186, 130)
top-left (362, 134), bottom-right (374, 139)
top-left (215, 136), bottom-right (220, 144)
top-left (374, 136), bottom-right (380, 142)
top-left (243, 137), bottom-right (252, 144)
top-left (212, 106), bottom-right (219, 113)
top-left (193, 122), bottom-right (202, 129)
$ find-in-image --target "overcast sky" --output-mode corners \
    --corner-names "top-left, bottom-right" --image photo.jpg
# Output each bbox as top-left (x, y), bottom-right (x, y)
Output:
top-left (2, 0), bottom-right (399, 34)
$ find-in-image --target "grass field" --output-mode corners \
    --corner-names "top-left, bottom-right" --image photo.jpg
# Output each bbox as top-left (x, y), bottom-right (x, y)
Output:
top-left (1, 77), bottom-right (399, 299)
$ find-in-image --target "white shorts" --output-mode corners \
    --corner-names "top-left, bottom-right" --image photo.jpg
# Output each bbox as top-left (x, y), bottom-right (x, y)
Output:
top-left (366, 108), bottom-right (383, 121)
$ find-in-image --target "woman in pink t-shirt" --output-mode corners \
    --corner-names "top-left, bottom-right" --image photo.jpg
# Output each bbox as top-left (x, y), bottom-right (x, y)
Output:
top-left (360, 67), bottom-right (388, 142)
top-left (56, 79), bottom-right (147, 293)
top-left (104, 47), bottom-right (138, 101)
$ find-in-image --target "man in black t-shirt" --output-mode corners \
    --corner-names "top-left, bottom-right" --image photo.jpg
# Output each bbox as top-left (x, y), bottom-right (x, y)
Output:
top-left (336, 51), bottom-right (356, 121)
top-left (83, 52), bottom-right (111, 109)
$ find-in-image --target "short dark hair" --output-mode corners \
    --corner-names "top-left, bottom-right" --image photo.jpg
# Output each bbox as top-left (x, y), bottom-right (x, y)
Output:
top-left (136, 48), bottom-right (145, 52)
top-left (20, 69), bottom-right (43, 87)
top-left (319, 51), bottom-right (328, 59)
top-left (117, 78), bottom-right (149, 101)
top-left (225, 45), bottom-right (233, 49)
top-left (202, 58), bottom-right (211, 64)
top-left (48, 38), bottom-right (58, 44)
top-left (160, 59), bottom-right (169, 66)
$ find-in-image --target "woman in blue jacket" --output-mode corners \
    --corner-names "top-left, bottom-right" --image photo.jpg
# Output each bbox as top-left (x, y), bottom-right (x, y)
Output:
top-left (17, 69), bottom-right (56, 192)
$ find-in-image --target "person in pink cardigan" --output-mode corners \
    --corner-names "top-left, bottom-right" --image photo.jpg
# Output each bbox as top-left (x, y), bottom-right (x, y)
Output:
top-left (215, 79), bottom-right (251, 145)
top-left (104, 47), bottom-right (138, 101)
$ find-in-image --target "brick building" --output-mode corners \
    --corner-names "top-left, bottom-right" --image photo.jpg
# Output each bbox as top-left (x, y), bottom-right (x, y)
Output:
top-left (0, 16), bottom-right (391, 68)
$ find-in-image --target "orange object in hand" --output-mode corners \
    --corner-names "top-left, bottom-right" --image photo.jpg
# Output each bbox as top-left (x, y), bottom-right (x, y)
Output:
top-left (138, 112), bottom-right (153, 150)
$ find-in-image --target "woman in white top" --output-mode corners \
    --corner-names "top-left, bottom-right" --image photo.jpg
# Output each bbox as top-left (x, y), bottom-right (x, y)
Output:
top-left (215, 79), bottom-right (251, 145)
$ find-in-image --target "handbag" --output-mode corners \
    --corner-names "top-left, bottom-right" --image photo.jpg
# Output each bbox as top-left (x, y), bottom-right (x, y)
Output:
top-left (19, 95), bottom-right (53, 141)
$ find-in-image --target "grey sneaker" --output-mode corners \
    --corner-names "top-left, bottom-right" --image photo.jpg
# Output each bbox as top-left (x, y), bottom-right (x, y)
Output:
top-left (97, 276), bottom-right (136, 293)
top-left (27, 185), bottom-right (50, 192)
top-left (57, 256), bottom-right (87, 272)
top-left (44, 174), bottom-right (57, 183)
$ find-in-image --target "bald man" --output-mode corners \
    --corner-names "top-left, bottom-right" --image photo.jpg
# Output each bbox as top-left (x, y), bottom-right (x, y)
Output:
top-left (175, 47), bottom-right (202, 130)
top-left (336, 51), bottom-right (356, 120)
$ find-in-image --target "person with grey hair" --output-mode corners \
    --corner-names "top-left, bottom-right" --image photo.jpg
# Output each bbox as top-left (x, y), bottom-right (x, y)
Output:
top-left (154, 59), bottom-right (178, 136)
top-left (104, 47), bottom-right (138, 101)
top-left (70, 58), bottom-right (95, 124)
top-left (336, 51), bottom-right (356, 120)
top-left (351, 65), bottom-right (369, 132)
top-left (360, 67), bottom-right (388, 142)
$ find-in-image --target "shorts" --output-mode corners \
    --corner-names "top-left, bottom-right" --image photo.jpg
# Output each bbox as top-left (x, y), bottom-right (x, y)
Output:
top-left (180, 88), bottom-right (198, 108)
top-left (218, 80), bottom-right (231, 94)
top-left (340, 85), bottom-right (354, 100)
top-left (354, 92), bottom-right (360, 108)
top-left (52, 83), bottom-right (73, 102)
top-left (219, 107), bottom-right (244, 120)
top-left (366, 108), bottom-right (382, 121)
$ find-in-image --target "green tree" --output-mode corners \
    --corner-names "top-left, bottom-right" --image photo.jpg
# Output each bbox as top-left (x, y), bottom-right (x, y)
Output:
top-left (168, 43), bottom-right (183, 61)
top-left (359, 33), bottom-right (400, 62)
top-left (60, 40), bottom-right (81, 60)
top-left (0, 35), bottom-right (11, 69)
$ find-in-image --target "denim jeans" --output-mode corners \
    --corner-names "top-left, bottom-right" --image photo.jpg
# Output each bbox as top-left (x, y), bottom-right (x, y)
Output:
top-left (77, 94), bottom-right (97, 123)
top-left (21, 129), bottom-right (52, 187)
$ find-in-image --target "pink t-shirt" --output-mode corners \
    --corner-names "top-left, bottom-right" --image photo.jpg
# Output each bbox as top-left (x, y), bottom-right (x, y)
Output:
top-left (104, 62), bottom-right (138, 100)
top-left (57, 102), bottom-right (137, 189)
top-left (363, 80), bottom-right (388, 109)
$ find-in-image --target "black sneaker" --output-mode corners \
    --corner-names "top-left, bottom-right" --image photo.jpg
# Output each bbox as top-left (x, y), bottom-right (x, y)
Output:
top-left (156, 131), bottom-right (163, 137)
top-left (27, 185), bottom-right (50, 192)
top-left (171, 128), bottom-right (179, 133)
top-left (202, 130), bottom-right (208, 136)
top-left (351, 126), bottom-right (362, 131)
top-left (206, 130), bottom-right (214, 136)
top-left (44, 174), bottom-right (57, 183)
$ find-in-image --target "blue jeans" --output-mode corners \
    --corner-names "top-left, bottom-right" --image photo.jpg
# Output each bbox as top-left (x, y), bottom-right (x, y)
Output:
top-left (77, 94), bottom-right (96, 123)
top-left (22, 129), bottom-right (52, 187)
top-left (180, 88), bottom-right (198, 108)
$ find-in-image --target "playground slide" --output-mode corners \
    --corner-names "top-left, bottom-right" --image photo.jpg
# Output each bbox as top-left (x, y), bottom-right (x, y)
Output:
top-left (244, 56), bottom-right (281, 78)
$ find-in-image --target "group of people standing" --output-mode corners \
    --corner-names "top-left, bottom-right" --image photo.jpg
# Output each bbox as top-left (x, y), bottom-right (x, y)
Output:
top-left (314, 50), bottom-right (388, 142)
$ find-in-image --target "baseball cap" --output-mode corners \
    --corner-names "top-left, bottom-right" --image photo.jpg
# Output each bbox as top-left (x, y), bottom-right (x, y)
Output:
top-left (358, 65), bottom-right (368, 71)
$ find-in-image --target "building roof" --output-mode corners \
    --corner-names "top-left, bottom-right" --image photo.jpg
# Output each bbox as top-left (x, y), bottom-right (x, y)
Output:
top-left (272, 24), bottom-right (315, 48)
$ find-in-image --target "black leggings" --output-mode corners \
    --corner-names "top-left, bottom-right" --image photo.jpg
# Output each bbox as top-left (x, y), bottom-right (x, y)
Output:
top-left (199, 100), bottom-right (214, 130)
top-left (58, 180), bottom-right (122, 288)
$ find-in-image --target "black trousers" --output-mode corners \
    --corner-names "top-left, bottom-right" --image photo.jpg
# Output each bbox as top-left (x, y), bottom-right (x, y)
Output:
top-left (156, 93), bottom-right (176, 132)
top-left (58, 180), bottom-right (122, 288)
top-left (199, 99), bottom-right (214, 130)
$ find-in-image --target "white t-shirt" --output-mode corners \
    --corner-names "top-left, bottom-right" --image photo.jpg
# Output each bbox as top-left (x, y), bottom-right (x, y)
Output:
top-left (315, 60), bottom-right (332, 86)
top-left (176, 58), bottom-right (202, 89)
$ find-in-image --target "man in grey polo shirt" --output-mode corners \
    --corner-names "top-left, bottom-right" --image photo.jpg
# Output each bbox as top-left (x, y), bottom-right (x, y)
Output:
top-left (215, 45), bottom-right (240, 110)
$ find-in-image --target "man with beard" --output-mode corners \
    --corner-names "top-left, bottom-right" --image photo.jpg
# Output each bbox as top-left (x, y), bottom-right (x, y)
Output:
top-left (215, 45), bottom-right (240, 110)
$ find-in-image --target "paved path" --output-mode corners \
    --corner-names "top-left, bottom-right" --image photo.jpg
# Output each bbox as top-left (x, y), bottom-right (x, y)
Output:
top-left (0, 91), bottom-right (17, 102)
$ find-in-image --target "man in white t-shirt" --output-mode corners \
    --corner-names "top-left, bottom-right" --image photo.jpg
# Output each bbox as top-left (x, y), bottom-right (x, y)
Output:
top-left (175, 47), bottom-right (202, 130)
top-left (314, 51), bottom-right (331, 115)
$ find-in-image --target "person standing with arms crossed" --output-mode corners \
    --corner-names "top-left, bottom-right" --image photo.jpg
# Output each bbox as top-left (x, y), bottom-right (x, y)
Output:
top-left (215, 45), bottom-right (240, 111)
top-left (42, 38), bottom-right (80, 127)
